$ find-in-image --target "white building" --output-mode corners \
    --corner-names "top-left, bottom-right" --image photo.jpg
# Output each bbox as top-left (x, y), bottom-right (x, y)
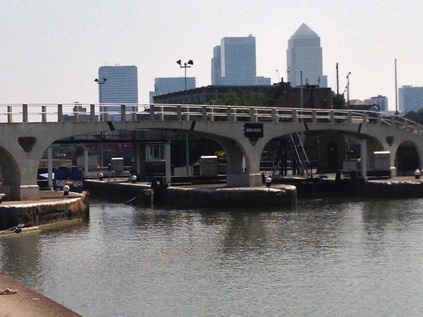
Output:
top-left (365, 95), bottom-right (388, 112)
top-left (287, 23), bottom-right (327, 87)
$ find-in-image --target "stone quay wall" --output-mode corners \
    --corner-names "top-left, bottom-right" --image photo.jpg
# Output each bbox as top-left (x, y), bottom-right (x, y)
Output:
top-left (362, 180), bottom-right (423, 198)
top-left (166, 186), bottom-right (297, 208)
top-left (0, 193), bottom-right (90, 231)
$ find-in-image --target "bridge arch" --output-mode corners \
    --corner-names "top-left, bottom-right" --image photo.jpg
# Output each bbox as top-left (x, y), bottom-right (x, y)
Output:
top-left (395, 140), bottom-right (421, 176)
top-left (261, 126), bottom-right (387, 176)
top-left (0, 146), bottom-right (20, 200)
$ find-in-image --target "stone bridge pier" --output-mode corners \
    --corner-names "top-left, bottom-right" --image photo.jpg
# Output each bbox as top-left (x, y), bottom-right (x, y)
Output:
top-left (0, 137), bottom-right (46, 201)
top-left (214, 136), bottom-right (266, 187)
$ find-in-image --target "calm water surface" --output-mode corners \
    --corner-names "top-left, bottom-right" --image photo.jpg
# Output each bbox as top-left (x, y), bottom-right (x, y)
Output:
top-left (1, 198), bottom-right (423, 316)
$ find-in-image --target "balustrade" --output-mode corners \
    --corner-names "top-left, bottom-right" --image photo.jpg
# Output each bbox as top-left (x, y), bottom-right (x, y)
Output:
top-left (0, 103), bottom-right (421, 138)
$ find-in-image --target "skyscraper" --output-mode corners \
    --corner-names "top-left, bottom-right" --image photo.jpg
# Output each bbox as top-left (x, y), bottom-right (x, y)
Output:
top-left (399, 85), bottom-right (423, 113)
top-left (211, 36), bottom-right (257, 85)
top-left (149, 77), bottom-right (196, 103)
top-left (211, 46), bottom-right (222, 85)
top-left (287, 23), bottom-right (327, 87)
top-left (97, 65), bottom-right (138, 120)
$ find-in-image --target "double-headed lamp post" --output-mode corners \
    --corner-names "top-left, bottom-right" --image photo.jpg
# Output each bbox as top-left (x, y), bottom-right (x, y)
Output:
top-left (177, 60), bottom-right (193, 95)
top-left (94, 77), bottom-right (107, 103)
top-left (176, 59), bottom-right (194, 176)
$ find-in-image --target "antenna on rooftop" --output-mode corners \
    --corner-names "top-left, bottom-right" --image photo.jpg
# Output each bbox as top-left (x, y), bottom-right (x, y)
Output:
top-left (395, 59), bottom-right (398, 114)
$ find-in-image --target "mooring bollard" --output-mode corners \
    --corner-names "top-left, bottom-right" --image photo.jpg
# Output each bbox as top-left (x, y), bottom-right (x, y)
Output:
top-left (415, 169), bottom-right (421, 180)
top-left (265, 177), bottom-right (272, 188)
top-left (63, 185), bottom-right (70, 196)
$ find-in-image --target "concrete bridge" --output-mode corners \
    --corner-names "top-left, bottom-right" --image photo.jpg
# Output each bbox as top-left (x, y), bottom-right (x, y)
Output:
top-left (0, 103), bottom-right (422, 201)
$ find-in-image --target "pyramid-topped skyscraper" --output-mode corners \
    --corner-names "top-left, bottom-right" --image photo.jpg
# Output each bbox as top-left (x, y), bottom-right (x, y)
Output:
top-left (287, 23), bottom-right (327, 87)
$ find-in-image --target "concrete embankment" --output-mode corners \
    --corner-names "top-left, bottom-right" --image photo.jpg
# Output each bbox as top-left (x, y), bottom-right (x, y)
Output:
top-left (0, 191), bottom-right (90, 231)
top-left (84, 179), bottom-right (156, 203)
top-left (359, 179), bottom-right (423, 198)
top-left (85, 175), bottom-right (423, 205)
top-left (166, 185), bottom-right (297, 207)
top-left (84, 179), bottom-right (297, 207)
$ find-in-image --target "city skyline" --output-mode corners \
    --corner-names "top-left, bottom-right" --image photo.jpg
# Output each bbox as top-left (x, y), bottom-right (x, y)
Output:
top-left (1, 0), bottom-right (422, 111)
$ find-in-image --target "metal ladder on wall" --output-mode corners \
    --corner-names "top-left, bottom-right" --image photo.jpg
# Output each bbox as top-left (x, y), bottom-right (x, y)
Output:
top-left (289, 133), bottom-right (310, 177)
top-left (270, 150), bottom-right (281, 176)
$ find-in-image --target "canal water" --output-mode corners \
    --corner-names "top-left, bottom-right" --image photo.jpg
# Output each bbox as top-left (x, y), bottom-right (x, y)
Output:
top-left (1, 197), bottom-right (423, 316)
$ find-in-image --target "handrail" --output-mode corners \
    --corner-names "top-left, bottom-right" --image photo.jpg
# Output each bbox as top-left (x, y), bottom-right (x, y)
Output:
top-left (0, 103), bottom-right (422, 136)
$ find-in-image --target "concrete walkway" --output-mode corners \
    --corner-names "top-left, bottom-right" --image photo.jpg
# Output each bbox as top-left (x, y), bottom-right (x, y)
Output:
top-left (0, 272), bottom-right (81, 317)
top-left (0, 190), bottom-right (84, 206)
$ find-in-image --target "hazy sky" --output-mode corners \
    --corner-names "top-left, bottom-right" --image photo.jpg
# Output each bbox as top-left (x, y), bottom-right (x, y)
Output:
top-left (1, 0), bottom-right (422, 110)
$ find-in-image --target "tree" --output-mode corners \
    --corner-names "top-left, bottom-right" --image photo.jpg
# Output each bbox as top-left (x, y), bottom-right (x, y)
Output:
top-left (332, 91), bottom-right (346, 109)
top-left (210, 89), bottom-right (270, 106)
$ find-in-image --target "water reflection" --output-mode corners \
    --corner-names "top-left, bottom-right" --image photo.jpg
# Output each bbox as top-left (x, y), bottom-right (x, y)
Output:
top-left (1, 198), bottom-right (423, 316)
top-left (0, 232), bottom-right (41, 287)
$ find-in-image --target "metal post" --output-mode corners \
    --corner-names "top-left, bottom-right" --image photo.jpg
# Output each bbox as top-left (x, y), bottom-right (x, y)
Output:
top-left (185, 136), bottom-right (189, 176)
top-left (48, 147), bottom-right (53, 189)
top-left (346, 72), bottom-right (351, 108)
top-left (360, 139), bottom-right (367, 180)
top-left (300, 71), bottom-right (303, 107)
top-left (84, 149), bottom-right (89, 178)
top-left (95, 77), bottom-right (107, 120)
top-left (395, 59), bottom-right (398, 114)
top-left (165, 142), bottom-right (172, 184)
top-left (177, 59), bottom-right (194, 177)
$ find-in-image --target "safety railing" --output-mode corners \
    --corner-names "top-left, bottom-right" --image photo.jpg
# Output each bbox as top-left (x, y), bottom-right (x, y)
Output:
top-left (0, 103), bottom-right (422, 136)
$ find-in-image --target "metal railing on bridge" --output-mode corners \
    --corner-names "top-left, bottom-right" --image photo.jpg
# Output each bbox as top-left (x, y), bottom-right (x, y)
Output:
top-left (0, 103), bottom-right (422, 136)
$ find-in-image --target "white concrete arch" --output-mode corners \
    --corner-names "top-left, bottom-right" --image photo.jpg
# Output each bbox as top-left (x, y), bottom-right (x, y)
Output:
top-left (0, 145), bottom-right (20, 200)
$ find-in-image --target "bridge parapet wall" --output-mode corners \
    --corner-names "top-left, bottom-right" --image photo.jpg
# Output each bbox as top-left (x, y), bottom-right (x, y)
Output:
top-left (1, 103), bottom-right (421, 132)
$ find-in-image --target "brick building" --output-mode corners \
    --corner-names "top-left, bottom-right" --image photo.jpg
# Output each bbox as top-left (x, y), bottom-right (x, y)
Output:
top-left (153, 81), bottom-right (332, 109)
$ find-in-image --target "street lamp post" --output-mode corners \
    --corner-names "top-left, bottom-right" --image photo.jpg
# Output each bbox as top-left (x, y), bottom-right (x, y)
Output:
top-left (94, 77), bottom-right (107, 167)
top-left (177, 59), bottom-right (194, 176)
top-left (176, 60), bottom-right (193, 95)
top-left (346, 72), bottom-right (351, 108)
top-left (94, 77), bottom-right (107, 103)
